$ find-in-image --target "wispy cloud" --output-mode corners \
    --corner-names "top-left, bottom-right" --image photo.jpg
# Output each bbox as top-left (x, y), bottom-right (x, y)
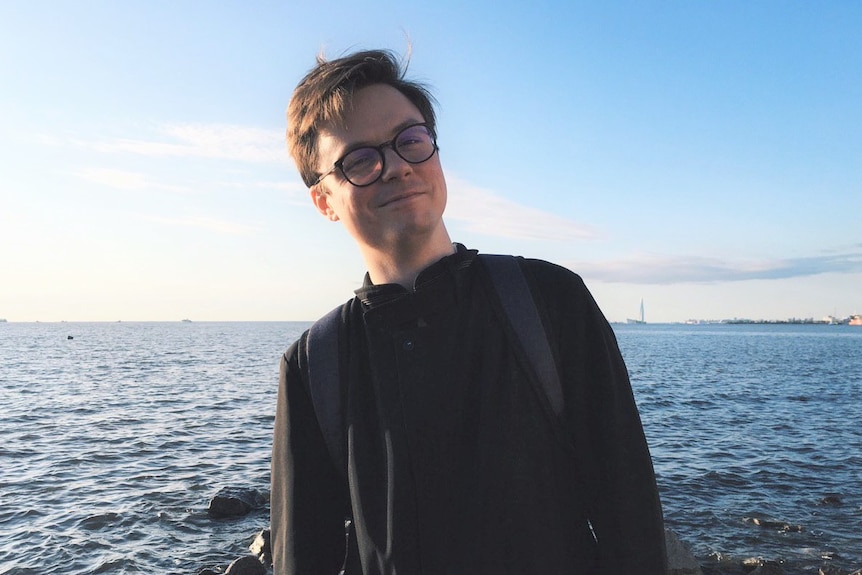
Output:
top-left (218, 180), bottom-right (309, 204)
top-left (445, 175), bottom-right (598, 241)
top-left (572, 251), bottom-right (862, 284)
top-left (145, 216), bottom-right (260, 235)
top-left (75, 166), bottom-right (309, 205)
top-left (83, 123), bottom-right (288, 164)
top-left (74, 168), bottom-right (193, 193)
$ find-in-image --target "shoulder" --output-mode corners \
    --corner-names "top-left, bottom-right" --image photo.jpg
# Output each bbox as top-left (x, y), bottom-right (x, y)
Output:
top-left (283, 329), bottom-right (307, 364)
top-left (519, 257), bottom-right (585, 284)
top-left (284, 297), bottom-right (361, 368)
top-left (518, 257), bottom-right (591, 301)
top-left (512, 257), bottom-right (611, 331)
top-left (476, 253), bottom-right (585, 287)
top-left (473, 253), bottom-right (596, 313)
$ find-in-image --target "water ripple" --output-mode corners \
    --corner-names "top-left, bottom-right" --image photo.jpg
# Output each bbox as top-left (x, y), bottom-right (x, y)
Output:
top-left (2, 321), bottom-right (860, 573)
top-left (618, 323), bottom-right (862, 572)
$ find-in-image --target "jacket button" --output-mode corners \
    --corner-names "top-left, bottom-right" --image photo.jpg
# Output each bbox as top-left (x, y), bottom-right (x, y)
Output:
top-left (402, 339), bottom-right (414, 351)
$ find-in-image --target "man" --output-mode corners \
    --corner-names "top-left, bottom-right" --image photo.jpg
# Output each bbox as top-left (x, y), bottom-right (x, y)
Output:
top-left (272, 49), bottom-right (666, 575)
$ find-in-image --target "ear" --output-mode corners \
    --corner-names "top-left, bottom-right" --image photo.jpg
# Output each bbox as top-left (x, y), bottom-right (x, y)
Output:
top-left (310, 186), bottom-right (340, 222)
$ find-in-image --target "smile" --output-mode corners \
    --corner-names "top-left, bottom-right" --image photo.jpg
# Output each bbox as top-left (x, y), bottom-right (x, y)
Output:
top-left (378, 191), bottom-right (423, 207)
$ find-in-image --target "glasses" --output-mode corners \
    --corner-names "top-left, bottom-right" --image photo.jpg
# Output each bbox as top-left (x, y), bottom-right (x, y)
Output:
top-left (313, 123), bottom-right (438, 187)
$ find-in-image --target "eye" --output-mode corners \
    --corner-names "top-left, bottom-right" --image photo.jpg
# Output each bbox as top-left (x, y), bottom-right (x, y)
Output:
top-left (396, 126), bottom-right (431, 149)
top-left (341, 148), bottom-right (379, 174)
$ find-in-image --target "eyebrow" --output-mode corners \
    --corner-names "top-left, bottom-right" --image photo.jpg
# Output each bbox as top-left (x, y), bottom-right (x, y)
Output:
top-left (338, 118), bottom-right (426, 156)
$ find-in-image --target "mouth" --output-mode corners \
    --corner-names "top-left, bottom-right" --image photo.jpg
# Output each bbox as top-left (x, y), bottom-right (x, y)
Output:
top-left (378, 190), bottom-right (423, 208)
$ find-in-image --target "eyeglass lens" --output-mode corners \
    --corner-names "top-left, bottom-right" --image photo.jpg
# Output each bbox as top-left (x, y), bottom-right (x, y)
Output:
top-left (340, 124), bottom-right (436, 186)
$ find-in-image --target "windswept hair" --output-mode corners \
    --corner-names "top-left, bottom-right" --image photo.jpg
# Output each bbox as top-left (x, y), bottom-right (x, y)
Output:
top-left (287, 49), bottom-right (437, 188)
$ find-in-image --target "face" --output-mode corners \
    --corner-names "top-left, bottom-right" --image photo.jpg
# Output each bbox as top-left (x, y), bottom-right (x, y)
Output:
top-left (312, 84), bottom-right (448, 253)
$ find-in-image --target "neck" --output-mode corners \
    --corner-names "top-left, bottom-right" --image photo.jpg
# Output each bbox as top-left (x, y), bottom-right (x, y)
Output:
top-left (360, 225), bottom-right (455, 289)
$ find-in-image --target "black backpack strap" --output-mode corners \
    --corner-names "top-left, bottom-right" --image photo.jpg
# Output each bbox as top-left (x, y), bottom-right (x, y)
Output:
top-left (306, 304), bottom-right (347, 475)
top-left (480, 254), bottom-right (564, 418)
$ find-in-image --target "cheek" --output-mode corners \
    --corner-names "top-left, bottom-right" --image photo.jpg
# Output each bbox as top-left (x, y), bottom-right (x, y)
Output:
top-left (416, 156), bottom-right (445, 184)
top-left (329, 190), bottom-right (364, 225)
top-left (427, 163), bottom-right (448, 201)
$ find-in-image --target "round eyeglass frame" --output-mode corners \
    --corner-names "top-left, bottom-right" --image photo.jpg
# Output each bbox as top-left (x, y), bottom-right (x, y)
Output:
top-left (313, 123), bottom-right (438, 188)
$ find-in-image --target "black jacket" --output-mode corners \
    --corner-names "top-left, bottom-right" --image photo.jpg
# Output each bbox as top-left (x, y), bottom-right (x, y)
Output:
top-left (271, 247), bottom-right (666, 574)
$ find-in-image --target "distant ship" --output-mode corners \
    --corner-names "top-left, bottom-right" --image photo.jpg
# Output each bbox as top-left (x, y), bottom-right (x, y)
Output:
top-left (627, 299), bottom-right (646, 324)
top-left (850, 315), bottom-right (862, 326)
top-left (181, 319), bottom-right (192, 323)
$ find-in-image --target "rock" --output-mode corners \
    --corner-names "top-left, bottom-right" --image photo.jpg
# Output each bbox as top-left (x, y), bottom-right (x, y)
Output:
top-left (224, 555), bottom-right (265, 575)
top-left (665, 529), bottom-right (702, 575)
top-left (742, 558), bottom-right (784, 575)
top-left (742, 557), bottom-right (761, 572)
top-left (208, 487), bottom-right (266, 518)
top-left (747, 517), bottom-right (783, 529)
top-left (745, 517), bottom-right (803, 532)
top-left (819, 495), bottom-right (843, 506)
top-left (750, 563), bottom-right (784, 575)
top-left (249, 528), bottom-right (272, 567)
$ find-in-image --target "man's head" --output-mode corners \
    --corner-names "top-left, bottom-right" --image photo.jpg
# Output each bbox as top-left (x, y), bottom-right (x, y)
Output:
top-left (287, 49), bottom-right (437, 189)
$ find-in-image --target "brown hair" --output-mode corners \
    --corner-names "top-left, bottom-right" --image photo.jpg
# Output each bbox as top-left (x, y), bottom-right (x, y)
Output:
top-left (287, 49), bottom-right (437, 188)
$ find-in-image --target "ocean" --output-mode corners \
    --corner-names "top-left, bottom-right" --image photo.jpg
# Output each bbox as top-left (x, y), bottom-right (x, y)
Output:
top-left (1, 321), bottom-right (860, 574)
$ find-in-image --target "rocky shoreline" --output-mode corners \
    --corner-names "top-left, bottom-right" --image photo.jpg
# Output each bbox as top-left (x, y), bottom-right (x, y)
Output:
top-left (197, 486), bottom-right (861, 575)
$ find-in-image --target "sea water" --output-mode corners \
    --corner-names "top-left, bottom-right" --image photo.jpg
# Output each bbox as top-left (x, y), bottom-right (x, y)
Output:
top-left (618, 323), bottom-right (862, 572)
top-left (1, 321), bottom-right (860, 574)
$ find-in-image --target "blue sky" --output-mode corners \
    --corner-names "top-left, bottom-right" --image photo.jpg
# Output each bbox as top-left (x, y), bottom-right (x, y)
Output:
top-left (1, 1), bottom-right (859, 323)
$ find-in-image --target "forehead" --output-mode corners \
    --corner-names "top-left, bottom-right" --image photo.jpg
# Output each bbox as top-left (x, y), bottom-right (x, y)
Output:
top-left (316, 84), bottom-right (426, 163)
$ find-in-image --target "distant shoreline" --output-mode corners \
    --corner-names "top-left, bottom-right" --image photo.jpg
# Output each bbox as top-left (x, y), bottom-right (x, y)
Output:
top-left (614, 319), bottom-right (862, 326)
top-left (2, 318), bottom-right (860, 327)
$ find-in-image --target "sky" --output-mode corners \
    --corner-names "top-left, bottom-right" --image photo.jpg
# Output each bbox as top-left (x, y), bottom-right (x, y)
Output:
top-left (1, 1), bottom-right (860, 323)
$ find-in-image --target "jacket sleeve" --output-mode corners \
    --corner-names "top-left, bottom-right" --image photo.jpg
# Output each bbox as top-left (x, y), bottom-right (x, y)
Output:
top-left (528, 262), bottom-right (667, 575)
top-left (271, 334), bottom-right (349, 575)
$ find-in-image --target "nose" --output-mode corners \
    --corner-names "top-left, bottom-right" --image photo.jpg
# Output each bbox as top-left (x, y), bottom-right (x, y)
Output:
top-left (380, 145), bottom-right (412, 182)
